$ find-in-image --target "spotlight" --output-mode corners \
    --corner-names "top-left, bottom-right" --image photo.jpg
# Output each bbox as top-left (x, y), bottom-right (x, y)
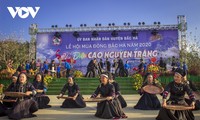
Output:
top-left (111, 30), bottom-right (118, 37)
top-left (142, 22), bottom-right (145, 25)
top-left (157, 22), bottom-right (161, 25)
top-left (69, 24), bottom-right (72, 27)
top-left (112, 23), bottom-right (115, 26)
top-left (131, 30), bottom-right (138, 37)
top-left (138, 22), bottom-right (141, 25)
top-left (51, 25), bottom-right (54, 28)
top-left (154, 22), bottom-right (157, 25)
top-left (55, 25), bottom-right (58, 28)
top-left (92, 31), bottom-right (98, 37)
top-left (99, 24), bottom-right (101, 26)
top-left (124, 23), bottom-right (127, 26)
top-left (127, 22), bottom-right (130, 26)
top-left (84, 24), bottom-right (87, 27)
top-left (108, 23), bottom-right (111, 26)
top-left (95, 23), bottom-right (98, 27)
top-left (73, 31), bottom-right (79, 38)
top-left (80, 24), bottom-right (83, 27)
top-left (66, 24), bottom-right (69, 27)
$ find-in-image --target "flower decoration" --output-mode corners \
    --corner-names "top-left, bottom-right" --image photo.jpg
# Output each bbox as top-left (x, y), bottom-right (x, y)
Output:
top-left (132, 73), bottom-right (143, 90)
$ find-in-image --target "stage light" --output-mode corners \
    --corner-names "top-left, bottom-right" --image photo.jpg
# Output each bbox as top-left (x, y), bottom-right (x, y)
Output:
top-left (138, 22), bottom-right (141, 25)
top-left (69, 24), bottom-right (72, 27)
top-left (154, 22), bottom-right (157, 25)
top-left (112, 23), bottom-right (115, 26)
top-left (99, 24), bottom-right (101, 26)
top-left (108, 23), bottom-right (111, 26)
top-left (127, 23), bottom-right (130, 26)
top-left (66, 24), bottom-right (69, 27)
top-left (84, 24), bottom-right (87, 27)
top-left (80, 24), bottom-right (83, 27)
top-left (54, 32), bottom-right (61, 38)
top-left (111, 30), bottom-right (118, 37)
top-left (92, 31), bottom-right (98, 37)
top-left (51, 25), bottom-right (54, 28)
top-left (124, 23), bottom-right (127, 26)
top-left (151, 29), bottom-right (158, 35)
top-left (73, 31), bottom-right (79, 38)
top-left (142, 22), bottom-right (145, 25)
top-left (95, 23), bottom-right (98, 27)
top-left (158, 22), bottom-right (161, 25)
top-left (55, 25), bottom-right (58, 28)
top-left (131, 30), bottom-right (138, 37)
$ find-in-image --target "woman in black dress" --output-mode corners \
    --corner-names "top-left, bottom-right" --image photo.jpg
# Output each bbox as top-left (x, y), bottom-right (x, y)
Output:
top-left (8, 72), bottom-right (38, 119)
top-left (58, 76), bottom-right (86, 108)
top-left (3, 72), bottom-right (19, 109)
top-left (91, 74), bottom-right (127, 119)
top-left (109, 73), bottom-right (127, 108)
top-left (183, 75), bottom-right (200, 110)
top-left (0, 84), bottom-right (6, 116)
top-left (156, 68), bottom-right (195, 120)
top-left (134, 73), bottom-right (162, 110)
top-left (33, 73), bottom-right (51, 109)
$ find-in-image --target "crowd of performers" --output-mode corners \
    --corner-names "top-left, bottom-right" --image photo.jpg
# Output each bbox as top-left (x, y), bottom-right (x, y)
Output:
top-left (1, 67), bottom-right (199, 119)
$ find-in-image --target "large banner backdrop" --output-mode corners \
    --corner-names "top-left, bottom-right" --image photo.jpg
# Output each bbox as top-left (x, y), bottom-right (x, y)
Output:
top-left (36, 29), bottom-right (179, 73)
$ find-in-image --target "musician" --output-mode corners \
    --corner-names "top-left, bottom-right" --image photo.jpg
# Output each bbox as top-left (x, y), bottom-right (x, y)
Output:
top-left (8, 72), bottom-right (38, 119)
top-left (91, 73), bottom-right (127, 119)
top-left (183, 74), bottom-right (200, 110)
top-left (3, 72), bottom-right (19, 108)
top-left (134, 73), bottom-right (162, 110)
top-left (109, 73), bottom-right (127, 108)
top-left (58, 76), bottom-right (86, 108)
top-left (33, 73), bottom-right (51, 109)
top-left (156, 68), bottom-right (195, 120)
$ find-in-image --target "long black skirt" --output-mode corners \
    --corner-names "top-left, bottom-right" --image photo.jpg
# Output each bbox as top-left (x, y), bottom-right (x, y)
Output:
top-left (95, 98), bottom-right (126, 119)
top-left (0, 103), bottom-right (6, 116)
top-left (61, 94), bottom-right (86, 108)
top-left (34, 94), bottom-right (51, 109)
top-left (134, 92), bottom-right (161, 110)
top-left (156, 108), bottom-right (195, 120)
top-left (185, 98), bottom-right (200, 110)
top-left (8, 99), bottom-right (38, 119)
top-left (3, 96), bottom-right (16, 108)
top-left (117, 94), bottom-right (127, 108)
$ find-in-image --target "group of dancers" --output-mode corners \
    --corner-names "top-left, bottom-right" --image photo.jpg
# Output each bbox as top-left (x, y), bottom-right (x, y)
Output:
top-left (0, 68), bottom-right (199, 120)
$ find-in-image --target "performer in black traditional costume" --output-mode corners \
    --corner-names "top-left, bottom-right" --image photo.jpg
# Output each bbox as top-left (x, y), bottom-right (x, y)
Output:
top-left (109, 73), bottom-right (127, 108)
top-left (0, 84), bottom-right (6, 116)
top-left (33, 73), bottom-right (51, 109)
top-left (156, 68), bottom-right (195, 120)
top-left (134, 73), bottom-right (162, 110)
top-left (3, 72), bottom-right (18, 108)
top-left (183, 75), bottom-right (200, 110)
top-left (91, 73), bottom-right (127, 119)
top-left (58, 76), bottom-right (86, 108)
top-left (7, 72), bottom-right (38, 119)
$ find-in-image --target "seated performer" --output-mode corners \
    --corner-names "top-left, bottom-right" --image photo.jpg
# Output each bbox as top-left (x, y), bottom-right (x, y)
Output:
top-left (7, 72), bottom-right (38, 119)
top-left (156, 68), bottom-right (195, 120)
top-left (0, 84), bottom-right (6, 117)
top-left (109, 73), bottom-right (127, 108)
top-left (58, 76), bottom-right (86, 108)
top-left (33, 73), bottom-right (51, 109)
top-left (91, 73), bottom-right (127, 119)
top-left (134, 73), bottom-right (162, 110)
top-left (183, 74), bottom-right (200, 110)
top-left (3, 72), bottom-right (18, 108)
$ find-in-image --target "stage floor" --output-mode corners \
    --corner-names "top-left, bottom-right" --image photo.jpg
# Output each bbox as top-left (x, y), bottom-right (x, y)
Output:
top-left (1, 95), bottom-right (200, 120)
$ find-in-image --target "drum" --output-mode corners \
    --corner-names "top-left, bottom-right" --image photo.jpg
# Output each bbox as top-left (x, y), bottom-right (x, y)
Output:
top-left (142, 85), bottom-right (163, 94)
top-left (165, 105), bottom-right (194, 110)
top-left (4, 92), bottom-right (26, 97)
top-left (84, 97), bottom-right (107, 102)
